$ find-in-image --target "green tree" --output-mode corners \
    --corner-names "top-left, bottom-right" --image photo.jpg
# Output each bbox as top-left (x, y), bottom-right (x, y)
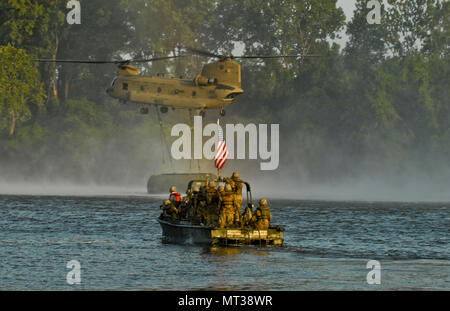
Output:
top-left (0, 44), bottom-right (45, 136)
top-left (216, 0), bottom-right (345, 116)
top-left (123, 0), bottom-right (217, 77)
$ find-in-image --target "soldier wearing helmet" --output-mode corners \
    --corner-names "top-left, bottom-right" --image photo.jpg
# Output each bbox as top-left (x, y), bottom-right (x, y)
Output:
top-left (241, 203), bottom-right (254, 228)
top-left (205, 180), bottom-right (219, 226)
top-left (254, 198), bottom-right (272, 230)
top-left (161, 199), bottom-right (179, 220)
top-left (169, 185), bottom-right (182, 208)
top-left (218, 184), bottom-right (236, 228)
top-left (217, 185), bottom-right (225, 196)
top-left (189, 186), bottom-right (201, 224)
top-left (224, 172), bottom-right (244, 222)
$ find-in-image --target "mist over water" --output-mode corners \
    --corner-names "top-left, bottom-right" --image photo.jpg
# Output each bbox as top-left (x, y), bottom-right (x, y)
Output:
top-left (1, 111), bottom-right (449, 202)
top-left (1, 113), bottom-right (449, 202)
top-left (2, 163), bottom-right (450, 203)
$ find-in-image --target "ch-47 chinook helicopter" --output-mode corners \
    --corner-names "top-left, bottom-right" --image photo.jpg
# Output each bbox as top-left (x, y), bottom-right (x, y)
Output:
top-left (38, 48), bottom-right (308, 117)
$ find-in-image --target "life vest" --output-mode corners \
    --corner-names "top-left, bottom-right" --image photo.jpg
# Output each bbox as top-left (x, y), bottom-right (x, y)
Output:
top-left (221, 192), bottom-right (235, 210)
top-left (170, 192), bottom-right (181, 204)
top-left (259, 206), bottom-right (271, 220)
top-left (206, 188), bottom-right (218, 205)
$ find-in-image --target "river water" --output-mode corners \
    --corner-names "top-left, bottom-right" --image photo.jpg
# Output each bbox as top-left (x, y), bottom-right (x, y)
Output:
top-left (0, 194), bottom-right (448, 290)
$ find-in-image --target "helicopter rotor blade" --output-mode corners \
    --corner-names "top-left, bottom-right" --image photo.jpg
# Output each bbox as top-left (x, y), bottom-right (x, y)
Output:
top-left (233, 54), bottom-right (322, 59)
top-left (35, 55), bottom-right (189, 65)
top-left (35, 59), bottom-right (121, 64)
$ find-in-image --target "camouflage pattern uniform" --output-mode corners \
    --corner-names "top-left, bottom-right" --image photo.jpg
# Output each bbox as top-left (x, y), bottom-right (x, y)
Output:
top-left (179, 189), bottom-right (192, 219)
top-left (255, 198), bottom-right (272, 230)
top-left (224, 172), bottom-right (244, 226)
top-left (194, 186), bottom-right (206, 225)
top-left (241, 204), bottom-right (254, 228)
top-left (161, 199), bottom-right (179, 220)
top-left (217, 185), bottom-right (225, 197)
top-left (190, 186), bottom-right (203, 224)
top-left (218, 184), bottom-right (235, 228)
top-left (205, 181), bottom-right (219, 227)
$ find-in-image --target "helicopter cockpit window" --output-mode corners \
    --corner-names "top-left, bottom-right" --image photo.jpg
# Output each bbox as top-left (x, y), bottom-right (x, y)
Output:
top-left (226, 92), bottom-right (242, 99)
top-left (123, 83), bottom-right (128, 90)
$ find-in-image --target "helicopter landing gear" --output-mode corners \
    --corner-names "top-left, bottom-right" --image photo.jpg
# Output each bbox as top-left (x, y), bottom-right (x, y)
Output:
top-left (140, 107), bottom-right (149, 114)
top-left (160, 106), bottom-right (168, 114)
top-left (220, 108), bottom-right (226, 117)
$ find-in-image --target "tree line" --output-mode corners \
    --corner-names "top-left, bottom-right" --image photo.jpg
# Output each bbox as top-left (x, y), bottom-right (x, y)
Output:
top-left (0, 0), bottom-right (448, 183)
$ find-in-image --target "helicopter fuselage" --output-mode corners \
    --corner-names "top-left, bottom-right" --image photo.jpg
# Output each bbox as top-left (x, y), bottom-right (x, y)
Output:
top-left (105, 59), bottom-right (244, 112)
top-left (106, 75), bottom-right (243, 110)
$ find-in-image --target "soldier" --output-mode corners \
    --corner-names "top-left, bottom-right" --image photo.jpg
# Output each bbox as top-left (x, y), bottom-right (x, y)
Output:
top-left (217, 185), bottom-right (225, 196)
top-left (161, 199), bottom-right (179, 220)
top-left (169, 186), bottom-right (182, 208)
top-left (254, 198), bottom-right (272, 230)
top-left (225, 172), bottom-right (244, 221)
top-left (191, 186), bottom-right (206, 225)
top-left (190, 186), bottom-right (200, 222)
top-left (178, 189), bottom-right (192, 220)
top-left (241, 203), bottom-right (254, 228)
top-left (205, 180), bottom-right (219, 227)
top-left (218, 184), bottom-right (236, 228)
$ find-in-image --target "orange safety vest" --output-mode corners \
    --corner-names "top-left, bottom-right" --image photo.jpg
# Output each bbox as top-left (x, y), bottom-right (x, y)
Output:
top-left (170, 192), bottom-right (181, 202)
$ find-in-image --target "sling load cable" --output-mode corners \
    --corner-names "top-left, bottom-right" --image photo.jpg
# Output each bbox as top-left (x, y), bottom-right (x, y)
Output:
top-left (187, 109), bottom-right (193, 171)
top-left (187, 109), bottom-right (202, 172)
top-left (155, 105), bottom-right (173, 169)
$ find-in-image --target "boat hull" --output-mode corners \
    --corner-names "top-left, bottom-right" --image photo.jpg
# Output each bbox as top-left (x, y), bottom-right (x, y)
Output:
top-left (157, 218), bottom-right (284, 246)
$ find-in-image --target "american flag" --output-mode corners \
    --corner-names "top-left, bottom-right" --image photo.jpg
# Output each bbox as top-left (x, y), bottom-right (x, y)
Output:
top-left (214, 120), bottom-right (228, 169)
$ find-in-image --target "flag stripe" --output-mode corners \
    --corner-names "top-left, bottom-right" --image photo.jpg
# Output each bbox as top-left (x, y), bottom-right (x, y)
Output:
top-left (214, 122), bottom-right (228, 169)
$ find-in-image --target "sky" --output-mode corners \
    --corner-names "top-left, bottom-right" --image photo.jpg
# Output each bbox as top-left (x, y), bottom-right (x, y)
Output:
top-left (335, 0), bottom-right (357, 48)
top-left (232, 0), bottom-right (357, 54)
top-left (337, 0), bottom-right (357, 22)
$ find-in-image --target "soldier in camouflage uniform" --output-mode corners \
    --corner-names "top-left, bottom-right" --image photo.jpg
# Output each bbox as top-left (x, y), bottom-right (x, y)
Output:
top-left (254, 198), bottom-right (272, 230)
top-left (195, 185), bottom-right (208, 225)
top-left (218, 184), bottom-right (236, 228)
top-left (178, 189), bottom-right (192, 220)
top-left (224, 172), bottom-right (244, 226)
top-left (190, 186), bottom-right (202, 224)
top-left (205, 181), bottom-right (219, 227)
top-left (217, 185), bottom-right (225, 197)
top-left (241, 203), bottom-right (254, 228)
top-left (161, 199), bottom-right (179, 220)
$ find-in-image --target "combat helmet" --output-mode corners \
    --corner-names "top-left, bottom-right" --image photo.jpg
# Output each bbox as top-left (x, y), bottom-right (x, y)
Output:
top-left (170, 186), bottom-right (177, 193)
top-left (232, 172), bottom-right (240, 180)
top-left (259, 198), bottom-right (267, 206)
top-left (164, 199), bottom-right (171, 206)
